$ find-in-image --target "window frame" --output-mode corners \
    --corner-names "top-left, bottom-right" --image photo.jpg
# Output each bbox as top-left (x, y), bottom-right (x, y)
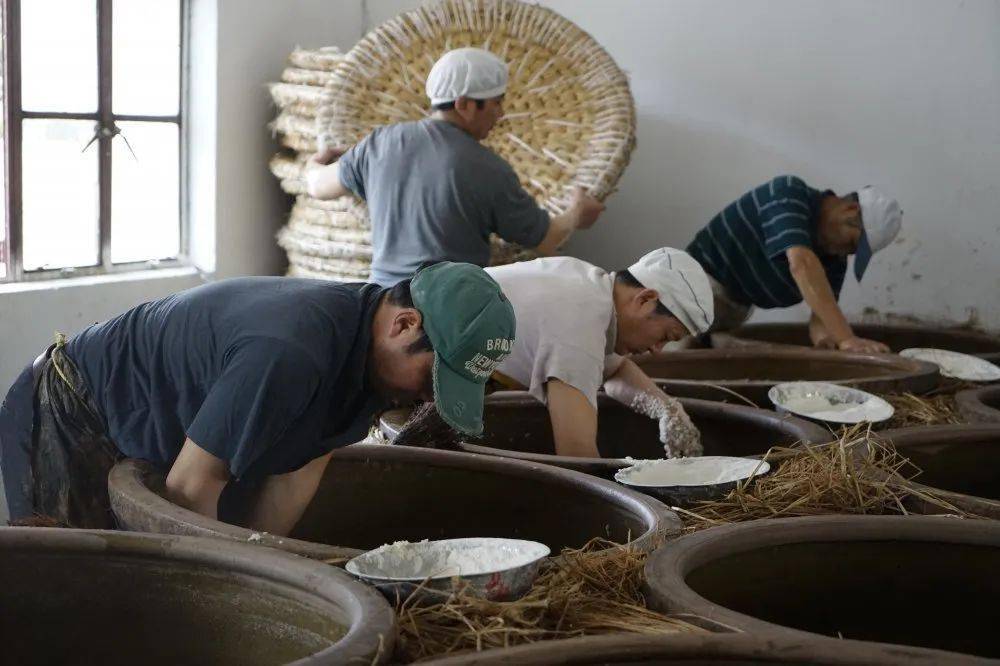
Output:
top-left (2, 0), bottom-right (189, 283)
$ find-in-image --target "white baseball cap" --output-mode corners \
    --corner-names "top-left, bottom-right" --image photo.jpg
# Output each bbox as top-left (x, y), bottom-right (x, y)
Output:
top-left (854, 186), bottom-right (903, 281)
top-left (627, 248), bottom-right (714, 336)
top-left (425, 48), bottom-right (508, 106)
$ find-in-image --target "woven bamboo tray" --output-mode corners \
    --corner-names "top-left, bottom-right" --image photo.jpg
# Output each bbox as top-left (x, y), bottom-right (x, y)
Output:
top-left (277, 228), bottom-right (373, 261)
top-left (268, 152), bottom-right (307, 182)
top-left (268, 82), bottom-right (327, 118)
top-left (278, 130), bottom-right (318, 154)
top-left (281, 67), bottom-right (337, 87)
top-left (285, 250), bottom-right (372, 276)
top-left (288, 46), bottom-right (346, 72)
top-left (271, 112), bottom-right (317, 138)
top-left (268, 47), bottom-right (374, 282)
top-left (287, 219), bottom-right (372, 244)
top-left (292, 201), bottom-right (370, 230)
top-left (287, 264), bottom-right (369, 282)
top-left (317, 0), bottom-right (636, 215)
top-left (489, 236), bottom-right (537, 266)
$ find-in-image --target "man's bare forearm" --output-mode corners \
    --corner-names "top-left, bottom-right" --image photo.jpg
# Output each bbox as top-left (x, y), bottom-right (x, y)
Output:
top-left (787, 247), bottom-right (853, 344)
top-left (165, 438), bottom-right (230, 519)
top-left (534, 215), bottom-right (575, 255)
top-left (246, 452), bottom-right (333, 536)
top-left (305, 162), bottom-right (351, 200)
top-left (604, 357), bottom-right (663, 406)
top-left (534, 187), bottom-right (605, 255)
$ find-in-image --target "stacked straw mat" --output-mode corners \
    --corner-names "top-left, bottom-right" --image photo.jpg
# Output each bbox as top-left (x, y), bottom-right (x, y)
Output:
top-left (315, 0), bottom-right (636, 259)
top-left (269, 47), bottom-right (375, 282)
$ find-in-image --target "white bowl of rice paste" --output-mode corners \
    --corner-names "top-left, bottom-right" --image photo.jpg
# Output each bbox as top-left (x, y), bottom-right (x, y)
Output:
top-left (346, 537), bottom-right (549, 603)
top-left (769, 381), bottom-right (893, 424)
top-left (899, 348), bottom-right (1000, 382)
top-left (614, 456), bottom-right (770, 506)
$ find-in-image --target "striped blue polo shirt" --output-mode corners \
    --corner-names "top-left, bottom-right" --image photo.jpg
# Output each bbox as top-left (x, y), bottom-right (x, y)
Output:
top-left (686, 175), bottom-right (847, 308)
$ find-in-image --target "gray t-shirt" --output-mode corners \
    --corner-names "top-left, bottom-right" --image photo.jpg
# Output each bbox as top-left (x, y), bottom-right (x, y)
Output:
top-left (338, 118), bottom-right (551, 286)
top-left (485, 257), bottom-right (626, 407)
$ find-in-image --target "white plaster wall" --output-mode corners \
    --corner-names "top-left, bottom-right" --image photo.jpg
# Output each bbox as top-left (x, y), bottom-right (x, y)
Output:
top-left (212, 0), bottom-right (363, 278)
top-left (364, 0), bottom-right (1000, 331)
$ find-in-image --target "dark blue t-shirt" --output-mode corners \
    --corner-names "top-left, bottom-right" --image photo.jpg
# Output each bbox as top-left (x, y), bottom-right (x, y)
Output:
top-left (65, 277), bottom-right (386, 480)
top-left (687, 175), bottom-right (847, 308)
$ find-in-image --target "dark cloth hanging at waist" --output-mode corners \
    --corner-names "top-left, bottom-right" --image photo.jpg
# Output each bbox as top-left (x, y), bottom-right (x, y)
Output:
top-left (0, 338), bottom-right (122, 528)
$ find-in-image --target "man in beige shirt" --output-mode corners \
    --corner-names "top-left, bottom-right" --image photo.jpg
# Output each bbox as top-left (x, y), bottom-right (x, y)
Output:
top-left (486, 248), bottom-right (715, 459)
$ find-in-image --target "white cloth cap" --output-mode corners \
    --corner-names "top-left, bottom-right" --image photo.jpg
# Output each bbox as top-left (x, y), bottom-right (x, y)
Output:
top-left (628, 248), bottom-right (714, 336)
top-left (425, 48), bottom-right (508, 106)
top-left (854, 186), bottom-right (903, 280)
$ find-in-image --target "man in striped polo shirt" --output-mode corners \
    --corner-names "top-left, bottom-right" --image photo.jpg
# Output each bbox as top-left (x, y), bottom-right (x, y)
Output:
top-left (687, 175), bottom-right (902, 354)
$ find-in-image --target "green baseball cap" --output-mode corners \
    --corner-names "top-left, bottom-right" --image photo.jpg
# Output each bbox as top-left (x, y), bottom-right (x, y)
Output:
top-left (411, 262), bottom-right (516, 436)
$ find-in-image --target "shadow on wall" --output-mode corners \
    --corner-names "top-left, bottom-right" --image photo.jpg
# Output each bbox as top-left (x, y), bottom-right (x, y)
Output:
top-left (567, 113), bottom-right (823, 270)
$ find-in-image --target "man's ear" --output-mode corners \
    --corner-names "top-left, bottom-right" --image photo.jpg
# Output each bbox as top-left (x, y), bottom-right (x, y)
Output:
top-left (390, 308), bottom-right (423, 339)
top-left (638, 288), bottom-right (660, 310)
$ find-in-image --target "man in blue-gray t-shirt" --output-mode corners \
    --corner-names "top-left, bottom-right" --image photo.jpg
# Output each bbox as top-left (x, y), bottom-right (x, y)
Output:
top-left (306, 47), bottom-right (606, 286)
top-left (686, 175), bottom-right (903, 354)
top-left (0, 263), bottom-right (515, 533)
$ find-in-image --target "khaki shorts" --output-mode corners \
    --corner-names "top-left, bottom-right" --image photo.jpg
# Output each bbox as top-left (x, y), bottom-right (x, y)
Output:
top-left (707, 275), bottom-right (753, 332)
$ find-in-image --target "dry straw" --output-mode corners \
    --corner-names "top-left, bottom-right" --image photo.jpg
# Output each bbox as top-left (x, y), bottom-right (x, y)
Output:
top-left (393, 538), bottom-right (706, 662)
top-left (383, 421), bottom-right (975, 662)
top-left (673, 425), bottom-right (971, 531)
top-left (318, 0), bottom-right (637, 215)
top-left (882, 392), bottom-right (963, 430)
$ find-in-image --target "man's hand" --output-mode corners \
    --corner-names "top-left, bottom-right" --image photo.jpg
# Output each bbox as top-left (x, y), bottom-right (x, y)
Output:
top-left (567, 187), bottom-right (605, 230)
top-left (535, 187), bottom-right (606, 255)
top-left (603, 357), bottom-right (703, 458)
top-left (305, 146), bottom-right (352, 200)
top-left (308, 145), bottom-right (347, 167)
top-left (813, 336), bottom-right (837, 350)
top-left (837, 336), bottom-right (890, 354)
top-left (629, 391), bottom-right (703, 458)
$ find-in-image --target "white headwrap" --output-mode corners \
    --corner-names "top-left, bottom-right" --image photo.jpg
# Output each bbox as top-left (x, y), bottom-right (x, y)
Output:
top-left (426, 48), bottom-right (508, 106)
top-left (628, 247), bottom-right (715, 336)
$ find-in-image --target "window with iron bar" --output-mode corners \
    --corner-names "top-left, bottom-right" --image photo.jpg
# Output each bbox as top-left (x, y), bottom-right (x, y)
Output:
top-left (1, 0), bottom-right (187, 283)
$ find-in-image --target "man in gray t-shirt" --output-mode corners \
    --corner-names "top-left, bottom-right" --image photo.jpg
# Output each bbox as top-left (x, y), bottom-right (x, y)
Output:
top-left (306, 47), bottom-right (605, 286)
